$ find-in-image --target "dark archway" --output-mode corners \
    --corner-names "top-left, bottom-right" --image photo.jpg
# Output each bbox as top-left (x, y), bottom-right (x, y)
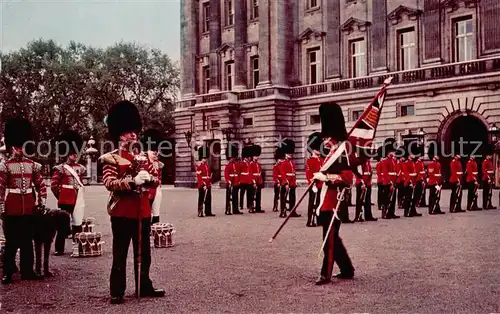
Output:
top-left (439, 113), bottom-right (489, 184)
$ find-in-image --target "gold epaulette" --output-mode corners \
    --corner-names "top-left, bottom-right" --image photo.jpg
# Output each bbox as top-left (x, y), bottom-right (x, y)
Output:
top-left (99, 150), bottom-right (131, 166)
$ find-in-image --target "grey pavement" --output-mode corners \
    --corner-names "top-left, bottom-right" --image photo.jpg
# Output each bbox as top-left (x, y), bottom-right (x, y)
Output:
top-left (1, 186), bottom-right (499, 314)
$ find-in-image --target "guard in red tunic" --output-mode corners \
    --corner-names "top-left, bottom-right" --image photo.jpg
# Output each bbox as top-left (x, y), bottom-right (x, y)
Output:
top-left (278, 139), bottom-right (300, 218)
top-left (355, 160), bottom-right (377, 222)
top-left (0, 118), bottom-right (46, 284)
top-left (238, 146), bottom-right (252, 212)
top-left (313, 102), bottom-right (355, 285)
top-left (415, 156), bottom-right (428, 207)
top-left (481, 152), bottom-right (496, 210)
top-left (427, 155), bottom-right (444, 215)
top-left (403, 155), bottom-right (422, 217)
top-left (449, 155), bottom-right (465, 213)
top-left (51, 130), bottom-right (86, 255)
top-left (248, 145), bottom-right (264, 213)
top-left (465, 156), bottom-right (479, 211)
top-left (196, 146), bottom-right (214, 217)
top-left (382, 148), bottom-right (399, 219)
top-left (141, 129), bottom-right (165, 224)
top-left (272, 148), bottom-right (284, 212)
top-left (224, 143), bottom-right (241, 215)
top-left (375, 153), bottom-right (385, 212)
top-left (396, 156), bottom-right (406, 209)
top-left (306, 132), bottom-right (324, 227)
top-left (99, 101), bottom-right (164, 304)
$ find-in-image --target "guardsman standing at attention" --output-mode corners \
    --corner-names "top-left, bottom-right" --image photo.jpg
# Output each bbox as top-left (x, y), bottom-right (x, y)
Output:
top-left (449, 155), bottom-right (465, 213)
top-left (100, 101), bottom-right (164, 304)
top-left (1, 118), bottom-right (46, 284)
top-left (466, 156), bottom-right (480, 211)
top-left (279, 139), bottom-right (300, 218)
top-left (141, 129), bottom-right (164, 224)
top-left (196, 146), bottom-right (214, 217)
top-left (238, 146), bottom-right (252, 212)
top-left (224, 143), bottom-right (242, 215)
top-left (375, 151), bottom-right (385, 212)
top-left (249, 144), bottom-right (264, 213)
top-left (415, 156), bottom-right (428, 207)
top-left (306, 132), bottom-right (324, 227)
top-left (51, 130), bottom-right (87, 255)
top-left (482, 152), bottom-right (496, 210)
top-left (272, 148), bottom-right (284, 212)
top-left (355, 160), bottom-right (378, 222)
top-left (405, 154), bottom-right (422, 217)
top-left (427, 155), bottom-right (444, 215)
top-left (382, 149), bottom-right (399, 219)
top-left (396, 156), bottom-right (406, 209)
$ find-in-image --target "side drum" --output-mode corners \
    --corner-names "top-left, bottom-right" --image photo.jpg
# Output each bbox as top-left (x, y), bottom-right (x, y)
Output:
top-left (72, 232), bottom-right (104, 257)
top-left (151, 223), bottom-right (176, 248)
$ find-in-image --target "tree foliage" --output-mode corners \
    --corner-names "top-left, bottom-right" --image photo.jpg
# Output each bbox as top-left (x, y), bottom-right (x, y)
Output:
top-left (0, 39), bottom-right (179, 144)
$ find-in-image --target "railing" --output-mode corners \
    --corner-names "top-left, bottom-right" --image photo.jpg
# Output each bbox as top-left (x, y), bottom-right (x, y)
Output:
top-left (176, 57), bottom-right (500, 107)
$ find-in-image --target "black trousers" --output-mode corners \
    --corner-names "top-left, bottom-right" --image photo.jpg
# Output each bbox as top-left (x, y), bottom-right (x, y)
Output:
top-left (356, 184), bottom-right (374, 219)
top-left (273, 184), bottom-right (280, 210)
top-left (482, 180), bottom-right (493, 209)
top-left (198, 188), bottom-right (212, 215)
top-left (54, 204), bottom-right (75, 253)
top-left (397, 182), bottom-right (404, 208)
top-left (414, 181), bottom-right (424, 207)
top-left (428, 185), bottom-right (441, 214)
top-left (466, 182), bottom-right (479, 210)
top-left (377, 184), bottom-right (385, 210)
top-left (2, 215), bottom-right (35, 276)
top-left (253, 185), bottom-right (262, 211)
top-left (225, 185), bottom-right (239, 213)
top-left (239, 184), bottom-right (250, 210)
top-left (450, 182), bottom-right (463, 212)
top-left (280, 186), bottom-right (296, 211)
top-left (319, 211), bottom-right (354, 279)
top-left (403, 185), bottom-right (415, 216)
top-left (418, 182), bottom-right (428, 207)
top-left (307, 188), bottom-right (321, 224)
top-left (110, 217), bottom-right (154, 297)
top-left (385, 184), bottom-right (397, 217)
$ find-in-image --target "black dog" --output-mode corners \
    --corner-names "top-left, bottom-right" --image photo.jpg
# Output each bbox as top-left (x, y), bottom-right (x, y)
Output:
top-left (33, 207), bottom-right (70, 277)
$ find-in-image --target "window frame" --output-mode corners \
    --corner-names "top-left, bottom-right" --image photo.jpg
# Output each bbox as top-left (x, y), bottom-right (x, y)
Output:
top-left (309, 114), bottom-right (321, 125)
top-left (250, 0), bottom-right (259, 20)
top-left (307, 47), bottom-right (322, 84)
top-left (350, 38), bottom-right (367, 78)
top-left (307, 0), bottom-right (320, 10)
top-left (202, 2), bottom-right (210, 33)
top-left (453, 16), bottom-right (474, 62)
top-left (225, 61), bottom-right (235, 91)
top-left (225, 0), bottom-right (234, 26)
top-left (398, 27), bottom-right (417, 70)
top-left (251, 56), bottom-right (260, 88)
top-left (397, 102), bottom-right (416, 117)
top-left (243, 117), bottom-right (254, 127)
top-left (202, 65), bottom-right (210, 94)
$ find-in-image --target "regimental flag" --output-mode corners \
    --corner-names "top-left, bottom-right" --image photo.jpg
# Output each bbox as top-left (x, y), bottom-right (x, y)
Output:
top-left (320, 77), bottom-right (393, 172)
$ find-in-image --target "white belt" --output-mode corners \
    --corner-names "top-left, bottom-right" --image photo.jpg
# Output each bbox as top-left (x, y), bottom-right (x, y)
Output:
top-left (241, 172), bottom-right (249, 175)
top-left (419, 172), bottom-right (425, 174)
top-left (388, 172), bottom-right (396, 175)
top-left (253, 173), bottom-right (261, 175)
top-left (202, 176), bottom-right (210, 179)
top-left (363, 172), bottom-right (371, 175)
top-left (286, 173), bottom-right (296, 176)
top-left (472, 172), bottom-right (478, 175)
top-left (456, 172), bottom-right (463, 174)
top-left (8, 188), bottom-right (33, 194)
top-left (229, 174), bottom-right (238, 177)
top-left (62, 184), bottom-right (79, 190)
top-left (435, 174), bottom-right (441, 176)
top-left (410, 173), bottom-right (417, 176)
top-left (487, 171), bottom-right (494, 174)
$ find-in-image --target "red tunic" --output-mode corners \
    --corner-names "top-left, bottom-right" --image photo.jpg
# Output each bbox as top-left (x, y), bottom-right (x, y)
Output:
top-left (320, 172), bottom-right (351, 211)
top-left (306, 156), bottom-right (324, 188)
top-left (396, 161), bottom-right (404, 184)
top-left (403, 160), bottom-right (417, 186)
top-left (196, 162), bottom-right (212, 188)
top-left (356, 161), bottom-right (372, 185)
top-left (224, 160), bottom-right (240, 186)
top-left (100, 149), bottom-right (156, 219)
top-left (449, 159), bottom-right (463, 183)
top-left (382, 157), bottom-right (397, 185)
top-left (272, 161), bottom-right (282, 185)
top-left (147, 159), bottom-right (163, 201)
top-left (415, 160), bottom-right (426, 182)
top-left (238, 159), bottom-right (252, 185)
top-left (427, 161), bottom-right (441, 186)
top-left (482, 159), bottom-right (494, 181)
top-left (249, 161), bottom-right (263, 185)
top-left (0, 157), bottom-right (47, 216)
top-left (466, 160), bottom-right (478, 183)
top-left (376, 160), bottom-right (384, 184)
top-left (50, 162), bottom-right (86, 205)
top-left (279, 160), bottom-right (297, 187)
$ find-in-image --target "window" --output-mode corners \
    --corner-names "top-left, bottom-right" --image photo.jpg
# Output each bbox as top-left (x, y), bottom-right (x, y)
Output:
top-left (250, 0), bottom-right (259, 20)
top-left (308, 47), bottom-right (321, 84)
top-left (202, 2), bottom-right (210, 33)
top-left (225, 0), bottom-right (234, 26)
top-left (398, 28), bottom-right (416, 70)
top-left (309, 114), bottom-right (321, 125)
top-left (225, 62), bottom-right (234, 91)
top-left (251, 57), bottom-right (259, 88)
top-left (454, 17), bottom-right (474, 62)
top-left (351, 109), bottom-right (363, 121)
top-left (398, 103), bottom-right (415, 117)
top-left (210, 119), bottom-right (220, 129)
top-left (203, 66), bottom-right (210, 94)
top-left (350, 39), bottom-right (366, 78)
top-left (243, 117), bottom-right (254, 127)
top-left (307, 0), bottom-right (319, 9)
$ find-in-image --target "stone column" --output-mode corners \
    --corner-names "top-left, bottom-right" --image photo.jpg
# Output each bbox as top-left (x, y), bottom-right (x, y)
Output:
top-left (482, 0), bottom-right (500, 52)
top-left (257, 0), bottom-right (272, 87)
top-left (273, 1), bottom-right (294, 86)
top-left (233, 0), bottom-right (248, 90)
top-left (180, 0), bottom-right (198, 97)
top-left (209, 0), bottom-right (222, 92)
top-left (325, 0), bottom-right (341, 79)
top-left (371, 0), bottom-right (387, 72)
top-left (423, 0), bottom-right (441, 63)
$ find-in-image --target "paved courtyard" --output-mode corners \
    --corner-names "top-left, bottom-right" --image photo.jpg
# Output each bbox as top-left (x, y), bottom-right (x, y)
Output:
top-left (1, 186), bottom-right (500, 314)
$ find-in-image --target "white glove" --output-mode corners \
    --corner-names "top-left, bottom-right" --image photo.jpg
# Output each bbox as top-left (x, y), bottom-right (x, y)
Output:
top-left (134, 171), bottom-right (151, 186)
top-left (313, 172), bottom-right (327, 182)
top-left (312, 185), bottom-right (318, 193)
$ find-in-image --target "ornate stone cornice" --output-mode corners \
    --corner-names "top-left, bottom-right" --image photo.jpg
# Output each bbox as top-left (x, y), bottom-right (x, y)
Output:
top-left (441, 0), bottom-right (480, 13)
top-left (216, 43), bottom-right (234, 58)
top-left (341, 17), bottom-right (371, 34)
top-left (388, 5), bottom-right (422, 25)
top-left (298, 28), bottom-right (326, 43)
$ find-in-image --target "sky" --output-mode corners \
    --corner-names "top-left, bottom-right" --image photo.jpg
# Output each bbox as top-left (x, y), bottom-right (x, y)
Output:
top-left (0, 0), bottom-right (181, 61)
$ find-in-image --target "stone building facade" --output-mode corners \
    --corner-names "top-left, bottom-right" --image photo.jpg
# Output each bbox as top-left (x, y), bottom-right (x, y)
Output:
top-left (174, 0), bottom-right (500, 187)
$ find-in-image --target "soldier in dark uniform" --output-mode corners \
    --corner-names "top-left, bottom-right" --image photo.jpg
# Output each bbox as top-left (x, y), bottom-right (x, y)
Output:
top-left (99, 101), bottom-right (164, 304)
top-left (224, 143), bottom-right (241, 215)
top-left (1, 118), bottom-right (46, 284)
top-left (313, 103), bottom-right (355, 285)
top-left (51, 130), bottom-right (87, 255)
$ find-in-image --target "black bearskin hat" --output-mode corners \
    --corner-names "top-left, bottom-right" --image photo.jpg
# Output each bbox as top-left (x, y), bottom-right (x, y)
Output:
top-left (319, 102), bottom-right (347, 141)
top-left (307, 132), bottom-right (322, 154)
top-left (252, 145), bottom-right (262, 157)
top-left (198, 145), bottom-right (209, 161)
top-left (242, 145), bottom-right (252, 159)
top-left (4, 117), bottom-right (33, 150)
top-left (57, 130), bottom-right (83, 157)
top-left (106, 100), bottom-right (142, 142)
top-left (226, 143), bottom-right (239, 160)
top-left (141, 128), bottom-right (164, 152)
top-left (483, 143), bottom-right (494, 156)
top-left (382, 138), bottom-right (396, 157)
top-left (274, 147), bottom-right (285, 160)
top-left (280, 139), bottom-right (295, 155)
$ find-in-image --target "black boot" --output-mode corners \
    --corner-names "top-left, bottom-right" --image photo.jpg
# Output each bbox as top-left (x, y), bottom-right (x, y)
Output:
top-left (72, 225), bottom-right (83, 242)
top-left (2, 274), bottom-right (13, 285)
top-left (151, 216), bottom-right (160, 224)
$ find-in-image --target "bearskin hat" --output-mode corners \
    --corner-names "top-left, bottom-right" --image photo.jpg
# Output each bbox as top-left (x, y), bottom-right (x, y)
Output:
top-left (4, 117), bottom-right (33, 150)
top-left (56, 130), bottom-right (83, 157)
top-left (198, 145), bottom-right (209, 161)
top-left (319, 102), bottom-right (347, 141)
top-left (242, 145), bottom-right (252, 159)
top-left (226, 143), bottom-right (239, 160)
top-left (252, 145), bottom-right (262, 157)
top-left (141, 128), bottom-right (163, 152)
top-left (483, 143), bottom-right (494, 156)
top-left (274, 147), bottom-right (285, 160)
top-left (307, 132), bottom-right (323, 154)
top-left (280, 138), bottom-right (295, 155)
top-left (382, 138), bottom-right (397, 157)
top-left (106, 100), bottom-right (142, 142)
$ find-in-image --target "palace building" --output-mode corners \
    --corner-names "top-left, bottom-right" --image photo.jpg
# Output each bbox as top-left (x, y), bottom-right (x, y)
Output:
top-left (174, 0), bottom-right (500, 187)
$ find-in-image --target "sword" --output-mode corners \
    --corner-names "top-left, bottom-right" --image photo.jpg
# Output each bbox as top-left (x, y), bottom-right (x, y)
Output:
top-left (454, 183), bottom-right (462, 212)
top-left (470, 181), bottom-right (479, 210)
top-left (432, 185), bottom-right (442, 213)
